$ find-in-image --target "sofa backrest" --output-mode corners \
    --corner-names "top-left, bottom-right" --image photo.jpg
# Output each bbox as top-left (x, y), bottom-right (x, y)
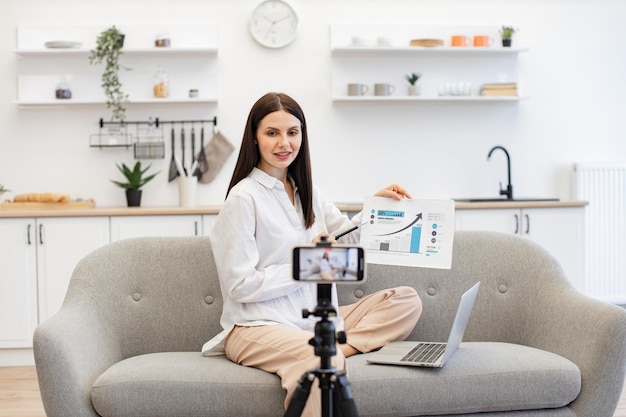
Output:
top-left (64, 236), bottom-right (222, 358)
top-left (62, 231), bottom-right (572, 358)
top-left (337, 230), bottom-right (572, 344)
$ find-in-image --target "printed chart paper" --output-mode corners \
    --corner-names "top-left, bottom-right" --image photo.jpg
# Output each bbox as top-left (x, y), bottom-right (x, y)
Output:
top-left (359, 197), bottom-right (455, 269)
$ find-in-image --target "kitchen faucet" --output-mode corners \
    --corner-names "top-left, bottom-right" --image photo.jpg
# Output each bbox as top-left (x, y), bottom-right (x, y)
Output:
top-left (487, 145), bottom-right (513, 200)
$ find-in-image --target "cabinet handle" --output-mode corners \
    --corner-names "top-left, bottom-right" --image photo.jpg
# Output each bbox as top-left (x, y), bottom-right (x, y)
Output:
top-left (514, 214), bottom-right (519, 234)
top-left (27, 224), bottom-right (32, 245)
top-left (194, 221), bottom-right (198, 236)
top-left (525, 214), bottom-right (530, 235)
top-left (39, 223), bottom-right (44, 245)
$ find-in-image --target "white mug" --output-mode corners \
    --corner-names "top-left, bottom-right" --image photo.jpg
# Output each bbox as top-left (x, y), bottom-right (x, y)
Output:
top-left (347, 83), bottom-right (369, 96)
top-left (374, 83), bottom-right (395, 96)
top-left (351, 36), bottom-right (366, 46)
top-left (377, 36), bottom-right (392, 47)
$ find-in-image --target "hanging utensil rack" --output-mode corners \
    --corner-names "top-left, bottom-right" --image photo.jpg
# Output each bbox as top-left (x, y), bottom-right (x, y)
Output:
top-left (89, 116), bottom-right (217, 149)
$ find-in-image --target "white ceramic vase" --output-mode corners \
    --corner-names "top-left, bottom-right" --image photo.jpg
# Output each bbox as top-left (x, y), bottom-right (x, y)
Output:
top-left (408, 85), bottom-right (421, 96)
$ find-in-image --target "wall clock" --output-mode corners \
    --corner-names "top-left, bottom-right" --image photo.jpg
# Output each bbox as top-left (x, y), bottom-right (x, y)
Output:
top-left (249, 0), bottom-right (299, 49)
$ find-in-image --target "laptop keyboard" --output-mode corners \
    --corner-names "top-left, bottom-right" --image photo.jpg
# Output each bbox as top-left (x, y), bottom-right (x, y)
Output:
top-left (401, 343), bottom-right (446, 364)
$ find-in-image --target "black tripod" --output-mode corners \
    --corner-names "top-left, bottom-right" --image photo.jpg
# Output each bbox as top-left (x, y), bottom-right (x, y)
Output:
top-left (284, 283), bottom-right (360, 417)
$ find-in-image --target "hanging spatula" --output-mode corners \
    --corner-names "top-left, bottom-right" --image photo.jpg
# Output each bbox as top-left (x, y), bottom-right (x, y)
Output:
top-left (180, 124), bottom-right (187, 176)
top-left (192, 125), bottom-right (203, 178)
top-left (196, 125), bottom-right (209, 179)
top-left (168, 126), bottom-right (178, 182)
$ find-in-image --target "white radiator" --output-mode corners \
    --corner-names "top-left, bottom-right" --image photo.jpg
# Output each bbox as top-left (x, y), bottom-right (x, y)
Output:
top-left (572, 162), bottom-right (626, 303)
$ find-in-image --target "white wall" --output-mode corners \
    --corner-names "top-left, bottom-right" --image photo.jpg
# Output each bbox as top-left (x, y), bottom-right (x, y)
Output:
top-left (1, 0), bottom-right (625, 207)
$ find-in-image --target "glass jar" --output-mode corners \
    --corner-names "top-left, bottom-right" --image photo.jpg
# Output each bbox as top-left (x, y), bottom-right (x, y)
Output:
top-left (153, 68), bottom-right (169, 98)
top-left (55, 76), bottom-right (72, 99)
top-left (155, 32), bottom-right (171, 47)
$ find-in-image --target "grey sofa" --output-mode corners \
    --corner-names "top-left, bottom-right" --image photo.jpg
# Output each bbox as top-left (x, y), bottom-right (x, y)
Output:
top-left (34, 231), bottom-right (626, 417)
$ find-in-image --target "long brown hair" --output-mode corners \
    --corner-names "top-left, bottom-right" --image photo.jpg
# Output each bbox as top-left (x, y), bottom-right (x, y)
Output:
top-left (226, 92), bottom-right (315, 228)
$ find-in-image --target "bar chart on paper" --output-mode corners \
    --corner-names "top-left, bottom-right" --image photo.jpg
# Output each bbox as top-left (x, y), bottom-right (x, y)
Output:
top-left (361, 198), bottom-right (455, 269)
top-left (370, 210), bottom-right (424, 253)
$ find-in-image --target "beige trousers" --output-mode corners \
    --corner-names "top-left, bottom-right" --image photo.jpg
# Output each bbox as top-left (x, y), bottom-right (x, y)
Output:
top-left (224, 286), bottom-right (422, 417)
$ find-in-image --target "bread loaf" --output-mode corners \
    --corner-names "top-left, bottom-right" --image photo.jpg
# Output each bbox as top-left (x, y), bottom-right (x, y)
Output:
top-left (14, 193), bottom-right (70, 203)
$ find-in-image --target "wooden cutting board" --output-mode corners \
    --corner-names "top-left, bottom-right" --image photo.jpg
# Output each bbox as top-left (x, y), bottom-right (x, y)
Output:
top-left (409, 38), bottom-right (444, 47)
top-left (1, 199), bottom-right (96, 210)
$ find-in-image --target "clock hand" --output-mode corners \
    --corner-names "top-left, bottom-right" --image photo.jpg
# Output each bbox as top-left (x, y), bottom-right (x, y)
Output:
top-left (263, 22), bottom-right (277, 39)
top-left (274, 14), bottom-right (294, 23)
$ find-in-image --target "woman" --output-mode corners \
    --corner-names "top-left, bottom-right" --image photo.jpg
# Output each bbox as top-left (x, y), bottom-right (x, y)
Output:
top-left (318, 252), bottom-right (338, 281)
top-left (203, 92), bottom-right (422, 417)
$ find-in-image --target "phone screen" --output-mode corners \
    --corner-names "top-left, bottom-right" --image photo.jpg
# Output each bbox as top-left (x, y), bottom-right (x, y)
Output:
top-left (293, 245), bottom-right (365, 282)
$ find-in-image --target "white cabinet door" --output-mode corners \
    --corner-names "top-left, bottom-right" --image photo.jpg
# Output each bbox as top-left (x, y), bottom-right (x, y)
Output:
top-left (110, 215), bottom-right (202, 241)
top-left (520, 208), bottom-right (585, 291)
top-left (36, 217), bottom-right (110, 322)
top-left (455, 207), bottom-right (585, 290)
top-left (0, 218), bottom-right (38, 348)
top-left (454, 208), bottom-right (520, 234)
top-left (202, 215), bottom-right (217, 237)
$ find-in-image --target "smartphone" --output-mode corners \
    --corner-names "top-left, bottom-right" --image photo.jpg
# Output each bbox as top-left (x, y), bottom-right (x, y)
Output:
top-left (293, 245), bottom-right (365, 283)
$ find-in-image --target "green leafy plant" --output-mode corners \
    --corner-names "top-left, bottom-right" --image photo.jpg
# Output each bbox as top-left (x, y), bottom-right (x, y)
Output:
top-left (500, 26), bottom-right (517, 40)
top-left (111, 162), bottom-right (159, 190)
top-left (0, 184), bottom-right (9, 196)
top-left (89, 26), bottom-right (130, 122)
top-left (405, 72), bottom-right (422, 86)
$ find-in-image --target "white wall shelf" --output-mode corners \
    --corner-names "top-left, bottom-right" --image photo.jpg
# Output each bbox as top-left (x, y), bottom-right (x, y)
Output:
top-left (15, 97), bottom-right (218, 106)
top-left (332, 96), bottom-right (527, 103)
top-left (329, 23), bottom-right (526, 103)
top-left (15, 24), bottom-right (218, 50)
top-left (14, 24), bottom-right (219, 108)
top-left (331, 46), bottom-right (528, 56)
top-left (15, 47), bottom-right (218, 58)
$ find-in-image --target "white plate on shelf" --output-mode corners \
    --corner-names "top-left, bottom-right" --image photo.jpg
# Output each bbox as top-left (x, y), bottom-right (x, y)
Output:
top-left (44, 41), bottom-right (83, 49)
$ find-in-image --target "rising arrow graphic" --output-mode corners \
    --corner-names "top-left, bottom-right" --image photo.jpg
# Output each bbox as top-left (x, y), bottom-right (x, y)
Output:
top-left (375, 213), bottom-right (422, 236)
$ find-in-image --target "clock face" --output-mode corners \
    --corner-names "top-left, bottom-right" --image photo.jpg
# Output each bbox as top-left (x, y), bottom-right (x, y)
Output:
top-left (249, 0), bottom-right (299, 48)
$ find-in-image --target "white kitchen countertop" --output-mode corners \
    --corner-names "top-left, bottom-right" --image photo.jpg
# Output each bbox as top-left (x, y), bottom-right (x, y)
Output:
top-left (0, 201), bottom-right (588, 218)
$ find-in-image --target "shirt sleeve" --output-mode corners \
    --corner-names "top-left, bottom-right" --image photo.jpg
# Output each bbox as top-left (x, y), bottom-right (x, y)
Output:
top-left (209, 192), bottom-right (303, 304)
top-left (315, 186), bottom-right (364, 244)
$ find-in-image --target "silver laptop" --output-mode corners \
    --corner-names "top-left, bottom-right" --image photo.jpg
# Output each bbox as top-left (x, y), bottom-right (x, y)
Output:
top-left (367, 281), bottom-right (480, 368)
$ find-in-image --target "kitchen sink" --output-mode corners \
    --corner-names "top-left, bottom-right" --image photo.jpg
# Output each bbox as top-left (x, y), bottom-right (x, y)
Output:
top-left (454, 197), bottom-right (560, 202)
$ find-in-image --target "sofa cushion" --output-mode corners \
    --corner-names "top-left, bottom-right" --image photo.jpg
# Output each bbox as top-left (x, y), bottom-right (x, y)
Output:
top-left (352, 342), bottom-right (581, 416)
top-left (91, 342), bottom-right (580, 417)
top-left (91, 352), bottom-right (285, 417)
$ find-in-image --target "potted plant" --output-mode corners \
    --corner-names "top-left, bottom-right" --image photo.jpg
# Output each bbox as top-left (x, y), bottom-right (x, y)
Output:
top-left (89, 26), bottom-right (130, 122)
top-left (499, 26), bottom-right (517, 47)
top-left (405, 72), bottom-right (422, 96)
top-left (0, 184), bottom-right (9, 200)
top-left (111, 162), bottom-right (160, 207)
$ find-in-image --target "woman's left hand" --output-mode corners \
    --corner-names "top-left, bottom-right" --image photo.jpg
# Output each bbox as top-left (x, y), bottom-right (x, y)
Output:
top-left (311, 232), bottom-right (336, 245)
top-left (374, 184), bottom-right (412, 200)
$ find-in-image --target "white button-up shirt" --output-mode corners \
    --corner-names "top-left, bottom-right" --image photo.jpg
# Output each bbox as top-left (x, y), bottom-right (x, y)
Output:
top-left (202, 168), bottom-right (362, 355)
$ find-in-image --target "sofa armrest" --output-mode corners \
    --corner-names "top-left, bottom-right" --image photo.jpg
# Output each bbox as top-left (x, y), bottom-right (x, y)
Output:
top-left (524, 284), bottom-right (626, 417)
top-left (34, 236), bottom-right (221, 417)
top-left (34, 279), bottom-right (123, 417)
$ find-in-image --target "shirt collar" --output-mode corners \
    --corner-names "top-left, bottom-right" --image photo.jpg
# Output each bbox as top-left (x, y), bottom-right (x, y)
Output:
top-left (250, 167), bottom-right (278, 189)
top-left (250, 167), bottom-right (297, 193)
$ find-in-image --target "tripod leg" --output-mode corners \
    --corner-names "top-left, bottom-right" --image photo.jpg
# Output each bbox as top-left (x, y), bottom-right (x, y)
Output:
top-left (333, 372), bottom-right (360, 417)
top-left (284, 371), bottom-right (316, 417)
